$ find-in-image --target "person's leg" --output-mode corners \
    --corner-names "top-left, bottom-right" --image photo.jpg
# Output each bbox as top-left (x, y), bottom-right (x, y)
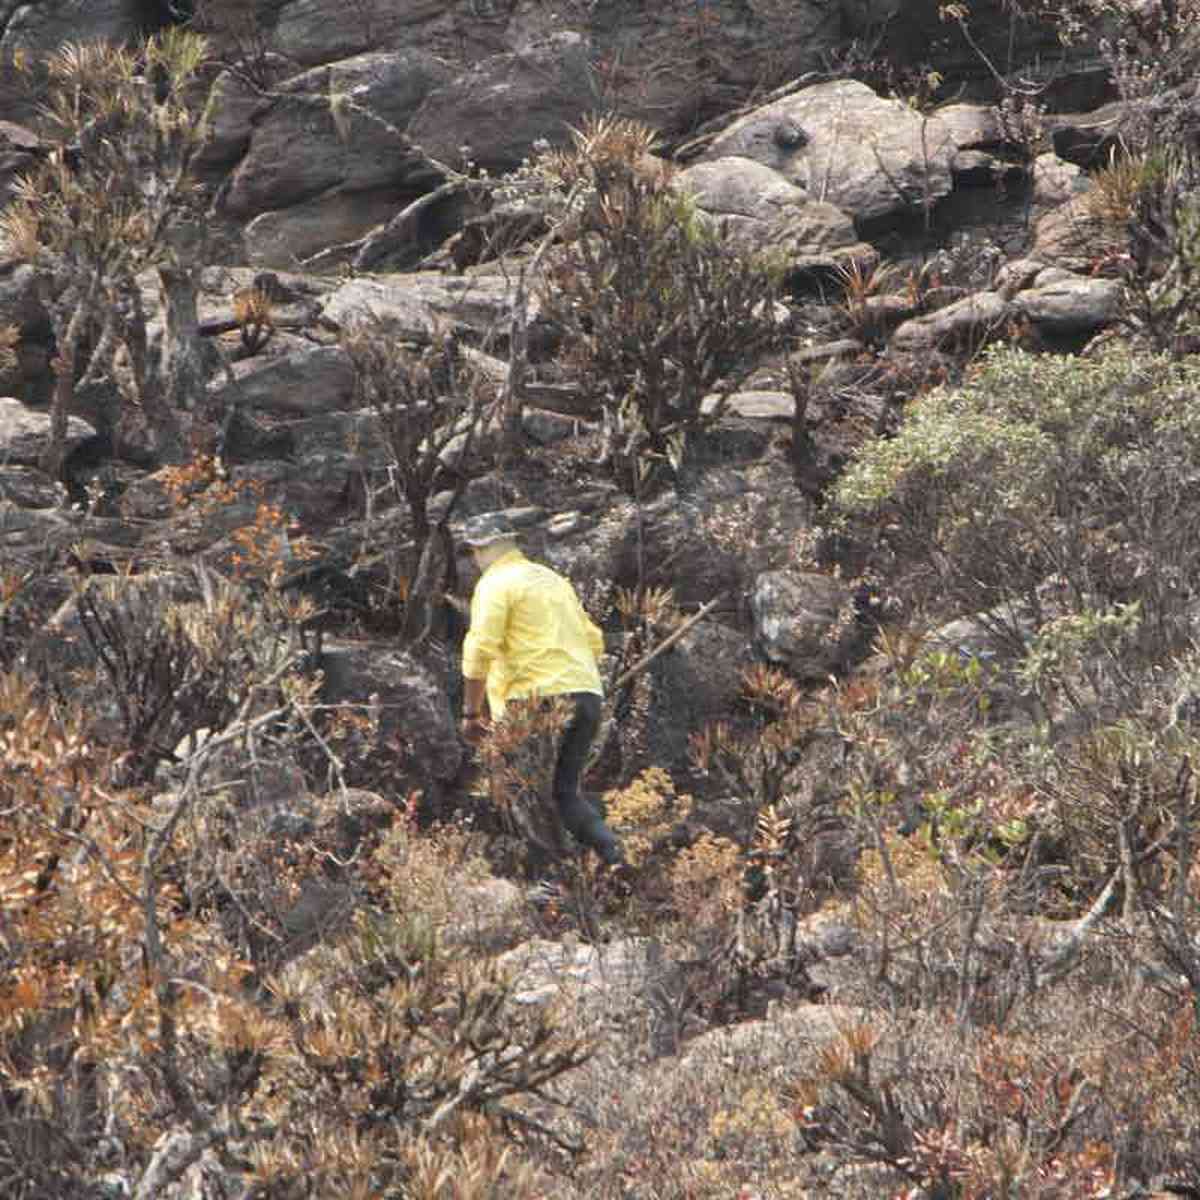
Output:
top-left (553, 692), bottom-right (624, 865)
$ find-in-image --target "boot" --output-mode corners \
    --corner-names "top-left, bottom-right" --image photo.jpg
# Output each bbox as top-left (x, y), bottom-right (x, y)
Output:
top-left (560, 794), bottom-right (625, 865)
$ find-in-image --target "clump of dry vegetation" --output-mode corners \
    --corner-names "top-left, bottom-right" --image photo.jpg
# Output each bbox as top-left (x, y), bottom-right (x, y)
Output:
top-left (0, 585), bottom-right (591, 1198)
top-left (341, 322), bottom-right (492, 643)
top-left (0, 32), bottom-right (215, 473)
top-left (533, 115), bottom-right (786, 492)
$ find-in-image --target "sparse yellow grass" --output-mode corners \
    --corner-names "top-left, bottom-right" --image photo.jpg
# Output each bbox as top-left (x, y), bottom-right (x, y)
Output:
top-left (1086, 148), bottom-right (1153, 225)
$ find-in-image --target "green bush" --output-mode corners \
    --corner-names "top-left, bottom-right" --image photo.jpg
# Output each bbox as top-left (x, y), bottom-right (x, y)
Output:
top-left (824, 340), bottom-right (1200, 935)
top-left (830, 344), bottom-right (1200, 670)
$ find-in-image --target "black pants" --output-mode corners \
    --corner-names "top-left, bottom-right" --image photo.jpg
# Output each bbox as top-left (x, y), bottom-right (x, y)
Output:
top-left (554, 692), bottom-right (624, 865)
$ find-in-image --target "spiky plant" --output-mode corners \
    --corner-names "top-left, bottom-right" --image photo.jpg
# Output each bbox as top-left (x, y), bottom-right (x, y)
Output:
top-left (535, 115), bottom-right (783, 491)
top-left (0, 30), bottom-right (214, 474)
top-left (232, 283), bottom-right (275, 353)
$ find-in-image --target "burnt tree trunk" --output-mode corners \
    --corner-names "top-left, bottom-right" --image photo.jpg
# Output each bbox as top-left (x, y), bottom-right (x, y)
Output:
top-left (38, 289), bottom-right (91, 478)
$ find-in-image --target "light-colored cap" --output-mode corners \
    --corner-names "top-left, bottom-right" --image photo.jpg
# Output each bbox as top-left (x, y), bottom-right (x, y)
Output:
top-left (458, 512), bottom-right (520, 548)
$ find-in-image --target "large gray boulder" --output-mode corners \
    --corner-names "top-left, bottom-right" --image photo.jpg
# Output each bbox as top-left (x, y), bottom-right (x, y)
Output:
top-left (932, 102), bottom-right (1008, 152)
top-left (221, 98), bottom-right (426, 215)
top-left (276, 48), bottom-right (451, 143)
top-left (700, 79), bottom-right (957, 226)
top-left (751, 568), bottom-right (859, 680)
top-left (1028, 151), bottom-right (1092, 217)
top-left (888, 290), bottom-right (1011, 352)
top-left (579, 463), bottom-right (809, 609)
top-left (273, 0), bottom-right (449, 67)
top-left (498, 936), bottom-right (659, 1015)
top-left (590, 0), bottom-right (844, 134)
top-left (289, 451), bottom-right (368, 525)
top-left (220, 51), bottom-right (445, 243)
top-left (1014, 275), bottom-right (1121, 338)
top-left (643, 621), bottom-right (757, 780)
top-left (207, 341), bottom-right (356, 418)
top-left (194, 265), bottom-right (336, 326)
top-left (0, 504), bottom-right (72, 562)
top-left (701, 390), bottom-right (796, 423)
top-left (273, 0), bottom-right (843, 147)
top-left (193, 66), bottom-right (286, 181)
top-left (315, 640), bottom-right (463, 788)
top-left (0, 395), bottom-right (93, 465)
top-left (408, 31), bottom-right (598, 175)
top-left (0, 0), bottom-right (141, 56)
top-left (675, 156), bottom-right (871, 278)
top-left (321, 272), bottom-right (551, 351)
top-left (285, 409), bottom-right (391, 464)
top-left (1031, 195), bottom-right (1121, 272)
top-left (202, 268), bottom-right (553, 423)
top-left (0, 464), bottom-right (60, 509)
top-left (243, 192), bottom-right (407, 268)
top-left (554, 999), bottom-right (873, 1191)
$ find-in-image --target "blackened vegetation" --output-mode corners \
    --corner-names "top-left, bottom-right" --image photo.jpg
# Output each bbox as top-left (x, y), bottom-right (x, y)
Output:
top-left (71, 579), bottom-right (253, 784)
top-left (58, 431), bottom-right (157, 509)
top-left (136, 0), bottom-right (197, 34)
top-left (341, 324), bottom-right (489, 645)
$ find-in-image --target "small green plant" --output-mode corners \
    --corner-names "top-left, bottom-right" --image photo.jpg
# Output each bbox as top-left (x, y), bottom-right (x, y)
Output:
top-left (829, 344), bottom-right (1200, 667)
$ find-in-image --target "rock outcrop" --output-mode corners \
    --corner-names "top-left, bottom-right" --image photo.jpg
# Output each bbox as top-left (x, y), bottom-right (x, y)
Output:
top-left (701, 80), bottom-right (958, 227)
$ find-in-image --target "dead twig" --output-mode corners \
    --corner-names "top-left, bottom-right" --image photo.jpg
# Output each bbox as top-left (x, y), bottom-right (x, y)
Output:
top-left (611, 590), bottom-right (729, 692)
top-left (588, 590), bottom-right (728, 774)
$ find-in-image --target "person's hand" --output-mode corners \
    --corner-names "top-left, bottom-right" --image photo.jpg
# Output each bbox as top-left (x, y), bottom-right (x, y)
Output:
top-left (461, 715), bottom-right (489, 745)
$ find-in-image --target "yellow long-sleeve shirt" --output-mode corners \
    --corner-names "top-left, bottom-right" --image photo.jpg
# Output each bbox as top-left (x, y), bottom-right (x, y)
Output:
top-left (461, 549), bottom-right (603, 717)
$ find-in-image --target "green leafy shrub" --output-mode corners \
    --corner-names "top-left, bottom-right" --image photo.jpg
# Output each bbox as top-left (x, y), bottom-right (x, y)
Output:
top-left (803, 338), bottom-right (1200, 1191)
top-left (830, 345), bottom-right (1200, 669)
top-left (825, 342), bottom-right (1200, 907)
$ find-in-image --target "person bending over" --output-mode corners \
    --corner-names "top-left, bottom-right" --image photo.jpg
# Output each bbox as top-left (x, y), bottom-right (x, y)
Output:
top-left (458, 513), bottom-right (624, 867)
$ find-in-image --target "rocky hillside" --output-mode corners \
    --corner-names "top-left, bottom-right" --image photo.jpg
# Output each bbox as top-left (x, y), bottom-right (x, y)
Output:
top-left (3, 1), bottom-right (1200, 1197)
